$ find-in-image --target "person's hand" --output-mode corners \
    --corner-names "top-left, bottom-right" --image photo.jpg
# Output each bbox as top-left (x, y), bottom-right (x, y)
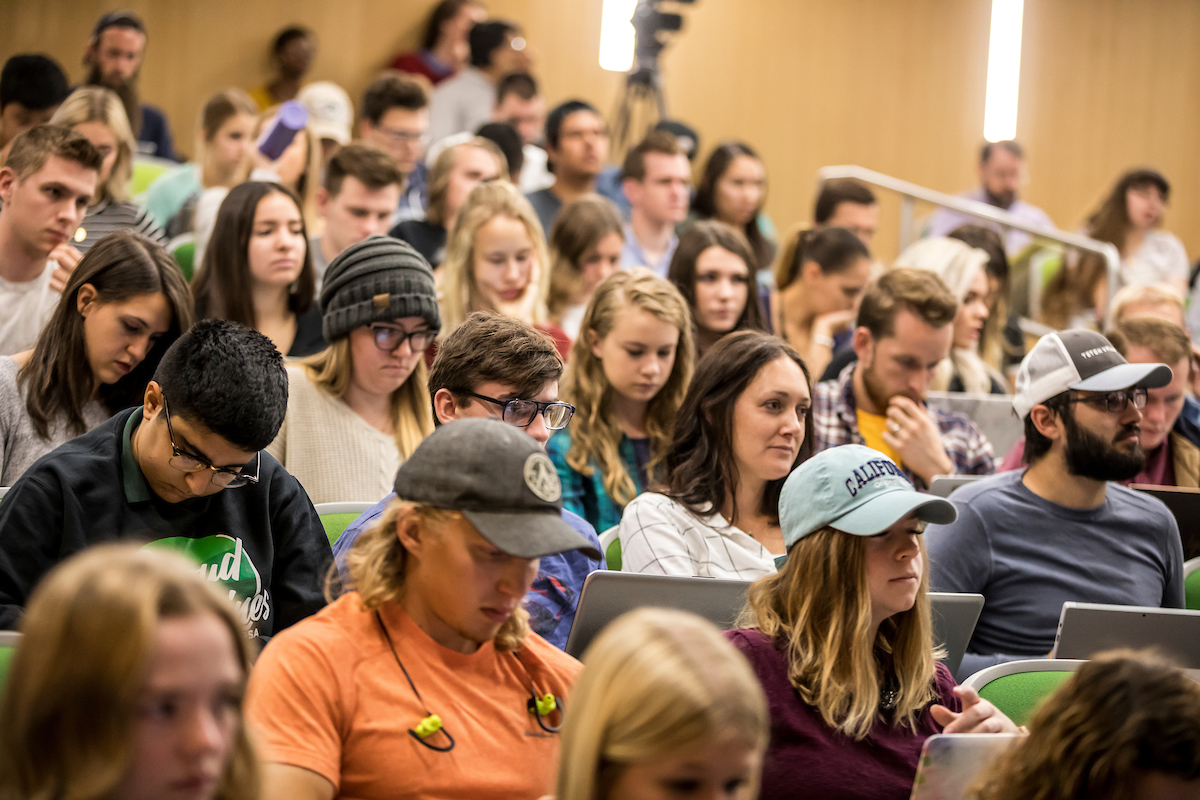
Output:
top-left (812, 309), bottom-right (857, 340)
top-left (930, 685), bottom-right (1021, 734)
top-left (882, 395), bottom-right (953, 483)
top-left (48, 242), bottom-right (83, 293)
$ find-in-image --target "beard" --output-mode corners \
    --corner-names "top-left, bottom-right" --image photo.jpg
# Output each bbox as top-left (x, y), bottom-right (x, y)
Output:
top-left (983, 186), bottom-right (1016, 209)
top-left (85, 64), bottom-right (142, 137)
top-left (861, 358), bottom-right (921, 412)
top-left (1062, 409), bottom-right (1145, 482)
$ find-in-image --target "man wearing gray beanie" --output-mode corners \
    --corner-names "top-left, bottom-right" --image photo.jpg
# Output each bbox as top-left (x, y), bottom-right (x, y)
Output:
top-left (266, 235), bottom-right (442, 506)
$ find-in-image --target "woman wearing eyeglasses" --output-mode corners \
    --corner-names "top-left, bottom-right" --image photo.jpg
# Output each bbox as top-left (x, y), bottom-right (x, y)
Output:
top-left (266, 237), bottom-right (439, 505)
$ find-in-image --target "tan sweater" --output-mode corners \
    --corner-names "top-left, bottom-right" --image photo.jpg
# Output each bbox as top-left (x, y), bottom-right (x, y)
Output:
top-left (267, 365), bottom-right (400, 505)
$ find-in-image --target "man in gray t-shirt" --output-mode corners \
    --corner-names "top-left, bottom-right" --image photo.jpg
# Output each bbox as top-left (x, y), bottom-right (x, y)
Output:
top-left (928, 329), bottom-right (1184, 679)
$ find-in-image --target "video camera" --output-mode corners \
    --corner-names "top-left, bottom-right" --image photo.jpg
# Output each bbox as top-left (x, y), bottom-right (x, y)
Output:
top-left (630, 0), bottom-right (697, 73)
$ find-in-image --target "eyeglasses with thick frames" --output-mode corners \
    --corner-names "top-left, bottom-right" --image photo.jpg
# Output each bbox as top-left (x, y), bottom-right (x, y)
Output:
top-left (1066, 387), bottom-right (1148, 414)
top-left (370, 324), bottom-right (436, 353)
top-left (162, 397), bottom-right (260, 488)
top-left (458, 391), bottom-right (574, 430)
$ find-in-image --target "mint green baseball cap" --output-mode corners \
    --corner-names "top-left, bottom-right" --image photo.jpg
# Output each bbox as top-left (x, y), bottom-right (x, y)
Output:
top-left (779, 445), bottom-right (957, 548)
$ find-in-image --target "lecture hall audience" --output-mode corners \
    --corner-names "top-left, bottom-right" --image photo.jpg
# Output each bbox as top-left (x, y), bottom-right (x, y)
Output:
top-left (247, 419), bottom-right (596, 800)
top-left (50, 87), bottom-right (167, 253)
top-left (547, 268), bottom-right (694, 533)
top-left (0, 125), bottom-right (100, 356)
top-left (928, 328), bottom-right (1183, 676)
top-left (813, 268), bottom-right (996, 490)
top-left (268, 237), bottom-right (438, 505)
top-left (618, 331), bottom-right (811, 579)
top-left (331, 311), bottom-right (603, 646)
top-left (667, 220), bottom-right (767, 357)
top-left (4, 8), bottom-right (1200, 800)
top-left (0, 230), bottom-right (191, 485)
top-left (545, 193), bottom-right (624, 340)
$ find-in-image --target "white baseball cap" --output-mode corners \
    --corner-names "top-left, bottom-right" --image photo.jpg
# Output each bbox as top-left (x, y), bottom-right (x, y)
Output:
top-left (1012, 329), bottom-right (1172, 419)
top-left (297, 81), bottom-right (353, 145)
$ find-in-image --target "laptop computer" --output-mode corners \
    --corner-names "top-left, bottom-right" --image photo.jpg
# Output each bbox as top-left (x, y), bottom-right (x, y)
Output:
top-left (1131, 484), bottom-right (1200, 560)
top-left (563, 572), bottom-right (984, 675)
top-left (928, 475), bottom-right (987, 498)
top-left (909, 733), bottom-right (1019, 800)
top-left (564, 572), bottom-right (750, 659)
top-left (1052, 602), bottom-right (1200, 666)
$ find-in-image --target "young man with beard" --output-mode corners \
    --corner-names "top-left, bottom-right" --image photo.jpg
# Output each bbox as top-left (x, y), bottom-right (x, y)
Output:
top-left (813, 268), bottom-right (995, 490)
top-left (81, 11), bottom-right (174, 160)
top-left (927, 329), bottom-right (1183, 678)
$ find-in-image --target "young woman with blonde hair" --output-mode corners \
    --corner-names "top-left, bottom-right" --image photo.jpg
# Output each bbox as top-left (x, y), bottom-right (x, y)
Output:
top-left (546, 195), bottom-right (625, 341)
top-left (50, 86), bottom-right (167, 253)
top-left (267, 236), bottom-right (438, 505)
top-left (547, 268), bottom-right (694, 532)
top-left (391, 136), bottom-right (507, 270)
top-left (971, 650), bottom-right (1200, 800)
top-left (556, 607), bottom-right (769, 800)
top-left (729, 444), bottom-right (1017, 800)
top-left (246, 418), bottom-right (597, 800)
top-left (0, 543), bottom-right (260, 800)
top-left (893, 236), bottom-right (1006, 394)
top-left (438, 180), bottom-right (569, 355)
top-left (144, 88), bottom-right (258, 233)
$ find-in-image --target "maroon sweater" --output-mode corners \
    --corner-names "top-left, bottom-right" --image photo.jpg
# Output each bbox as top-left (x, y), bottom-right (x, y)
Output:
top-left (727, 628), bottom-right (961, 800)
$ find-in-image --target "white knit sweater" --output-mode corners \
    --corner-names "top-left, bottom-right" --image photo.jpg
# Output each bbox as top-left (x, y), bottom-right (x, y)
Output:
top-left (266, 365), bottom-right (400, 505)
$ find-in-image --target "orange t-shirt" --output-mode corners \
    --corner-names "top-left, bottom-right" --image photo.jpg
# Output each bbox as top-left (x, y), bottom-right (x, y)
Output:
top-left (245, 592), bottom-right (583, 800)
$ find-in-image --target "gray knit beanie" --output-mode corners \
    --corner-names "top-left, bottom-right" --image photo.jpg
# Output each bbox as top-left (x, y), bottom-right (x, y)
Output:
top-left (319, 235), bottom-right (440, 341)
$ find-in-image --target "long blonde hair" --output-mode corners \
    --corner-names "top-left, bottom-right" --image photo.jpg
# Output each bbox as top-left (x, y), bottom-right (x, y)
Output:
top-left (342, 498), bottom-right (530, 652)
top-left (439, 180), bottom-right (551, 338)
top-left (49, 86), bottom-right (135, 203)
top-left (738, 527), bottom-right (941, 740)
top-left (0, 545), bottom-right (259, 800)
top-left (563, 269), bottom-right (694, 507)
top-left (893, 237), bottom-right (1001, 394)
top-left (300, 337), bottom-right (434, 458)
top-left (556, 608), bottom-right (769, 800)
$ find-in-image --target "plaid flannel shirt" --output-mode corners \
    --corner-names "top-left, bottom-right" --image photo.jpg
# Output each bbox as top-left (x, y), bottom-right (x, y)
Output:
top-left (813, 364), bottom-right (996, 490)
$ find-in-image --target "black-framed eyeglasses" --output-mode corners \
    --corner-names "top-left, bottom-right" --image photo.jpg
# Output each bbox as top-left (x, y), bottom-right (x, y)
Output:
top-left (1066, 387), bottom-right (1148, 414)
top-left (370, 324), bottom-right (437, 354)
top-left (458, 391), bottom-right (574, 430)
top-left (162, 397), bottom-right (260, 488)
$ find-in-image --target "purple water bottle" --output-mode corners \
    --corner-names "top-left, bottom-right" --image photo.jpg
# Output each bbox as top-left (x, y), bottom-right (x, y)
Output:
top-left (257, 101), bottom-right (308, 160)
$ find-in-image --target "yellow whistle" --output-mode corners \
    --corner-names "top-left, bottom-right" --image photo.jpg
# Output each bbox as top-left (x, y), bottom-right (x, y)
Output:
top-left (413, 714), bottom-right (442, 738)
top-left (535, 693), bottom-right (557, 716)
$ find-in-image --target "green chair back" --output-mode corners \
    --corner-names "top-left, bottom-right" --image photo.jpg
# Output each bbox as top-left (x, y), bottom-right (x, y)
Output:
top-left (173, 241), bottom-right (196, 282)
top-left (0, 635), bottom-right (18, 693)
top-left (320, 512), bottom-right (361, 546)
top-left (605, 536), bottom-right (622, 572)
top-left (977, 670), bottom-right (1074, 727)
top-left (130, 157), bottom-right (173, 198)
top-left (1186, 567), bottom-right (1200, 611)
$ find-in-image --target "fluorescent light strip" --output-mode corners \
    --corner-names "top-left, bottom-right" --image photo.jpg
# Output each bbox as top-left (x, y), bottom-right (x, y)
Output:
top-left (599, 0), bottom-right (638, 72)
top-left (983, 0), bottom-right (1024, 142)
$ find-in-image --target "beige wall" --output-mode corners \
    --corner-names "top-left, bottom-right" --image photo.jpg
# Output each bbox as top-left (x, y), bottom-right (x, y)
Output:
top-left (2, 0), bottom-right (1196, 259)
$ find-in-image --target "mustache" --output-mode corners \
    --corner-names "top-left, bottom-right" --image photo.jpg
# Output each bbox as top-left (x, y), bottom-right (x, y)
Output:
top-left (1116, 423), bottom-right (1141, 442)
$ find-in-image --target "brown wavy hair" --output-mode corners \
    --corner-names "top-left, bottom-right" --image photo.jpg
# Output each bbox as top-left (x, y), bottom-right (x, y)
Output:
top-left (737, 527), bottom-right (941, 740)
top-left (562, 269), bottom-right (694, 507)
top-left (547, 194), bottom-right (624, 323)
top-left (19, 229), bottom-right (194, 439)
top-left (0, 544), bottom-right (259, 800)
top-left (971, 650), bottom-right (1200, 800)
top-left (341, 498), bottom-right (530, 652)
top-left (668, 220), bottom-right (767, 341)
top-left (664, 330), bottom-right (812, 522)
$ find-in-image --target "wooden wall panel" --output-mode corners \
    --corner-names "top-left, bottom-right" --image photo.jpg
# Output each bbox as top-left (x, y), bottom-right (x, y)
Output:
top-left (1, 0), bottom-right (1195, 260)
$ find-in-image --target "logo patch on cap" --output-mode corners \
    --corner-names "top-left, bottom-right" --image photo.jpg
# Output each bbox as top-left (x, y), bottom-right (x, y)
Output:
top-left (523, 453), bottom-right (561, 502)
top-left (372, 293), bottom-right (390, 309)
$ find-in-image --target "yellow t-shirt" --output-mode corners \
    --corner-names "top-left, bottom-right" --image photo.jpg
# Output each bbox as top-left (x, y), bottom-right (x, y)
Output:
top-left (856, 409), bottom-right (904, 468)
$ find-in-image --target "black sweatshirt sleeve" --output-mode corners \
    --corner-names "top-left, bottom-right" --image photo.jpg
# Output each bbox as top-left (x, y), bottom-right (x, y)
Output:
top-left (266, 472), bottom-right (332, 633)
top-left (0, 473), bottom-right (70, 629)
